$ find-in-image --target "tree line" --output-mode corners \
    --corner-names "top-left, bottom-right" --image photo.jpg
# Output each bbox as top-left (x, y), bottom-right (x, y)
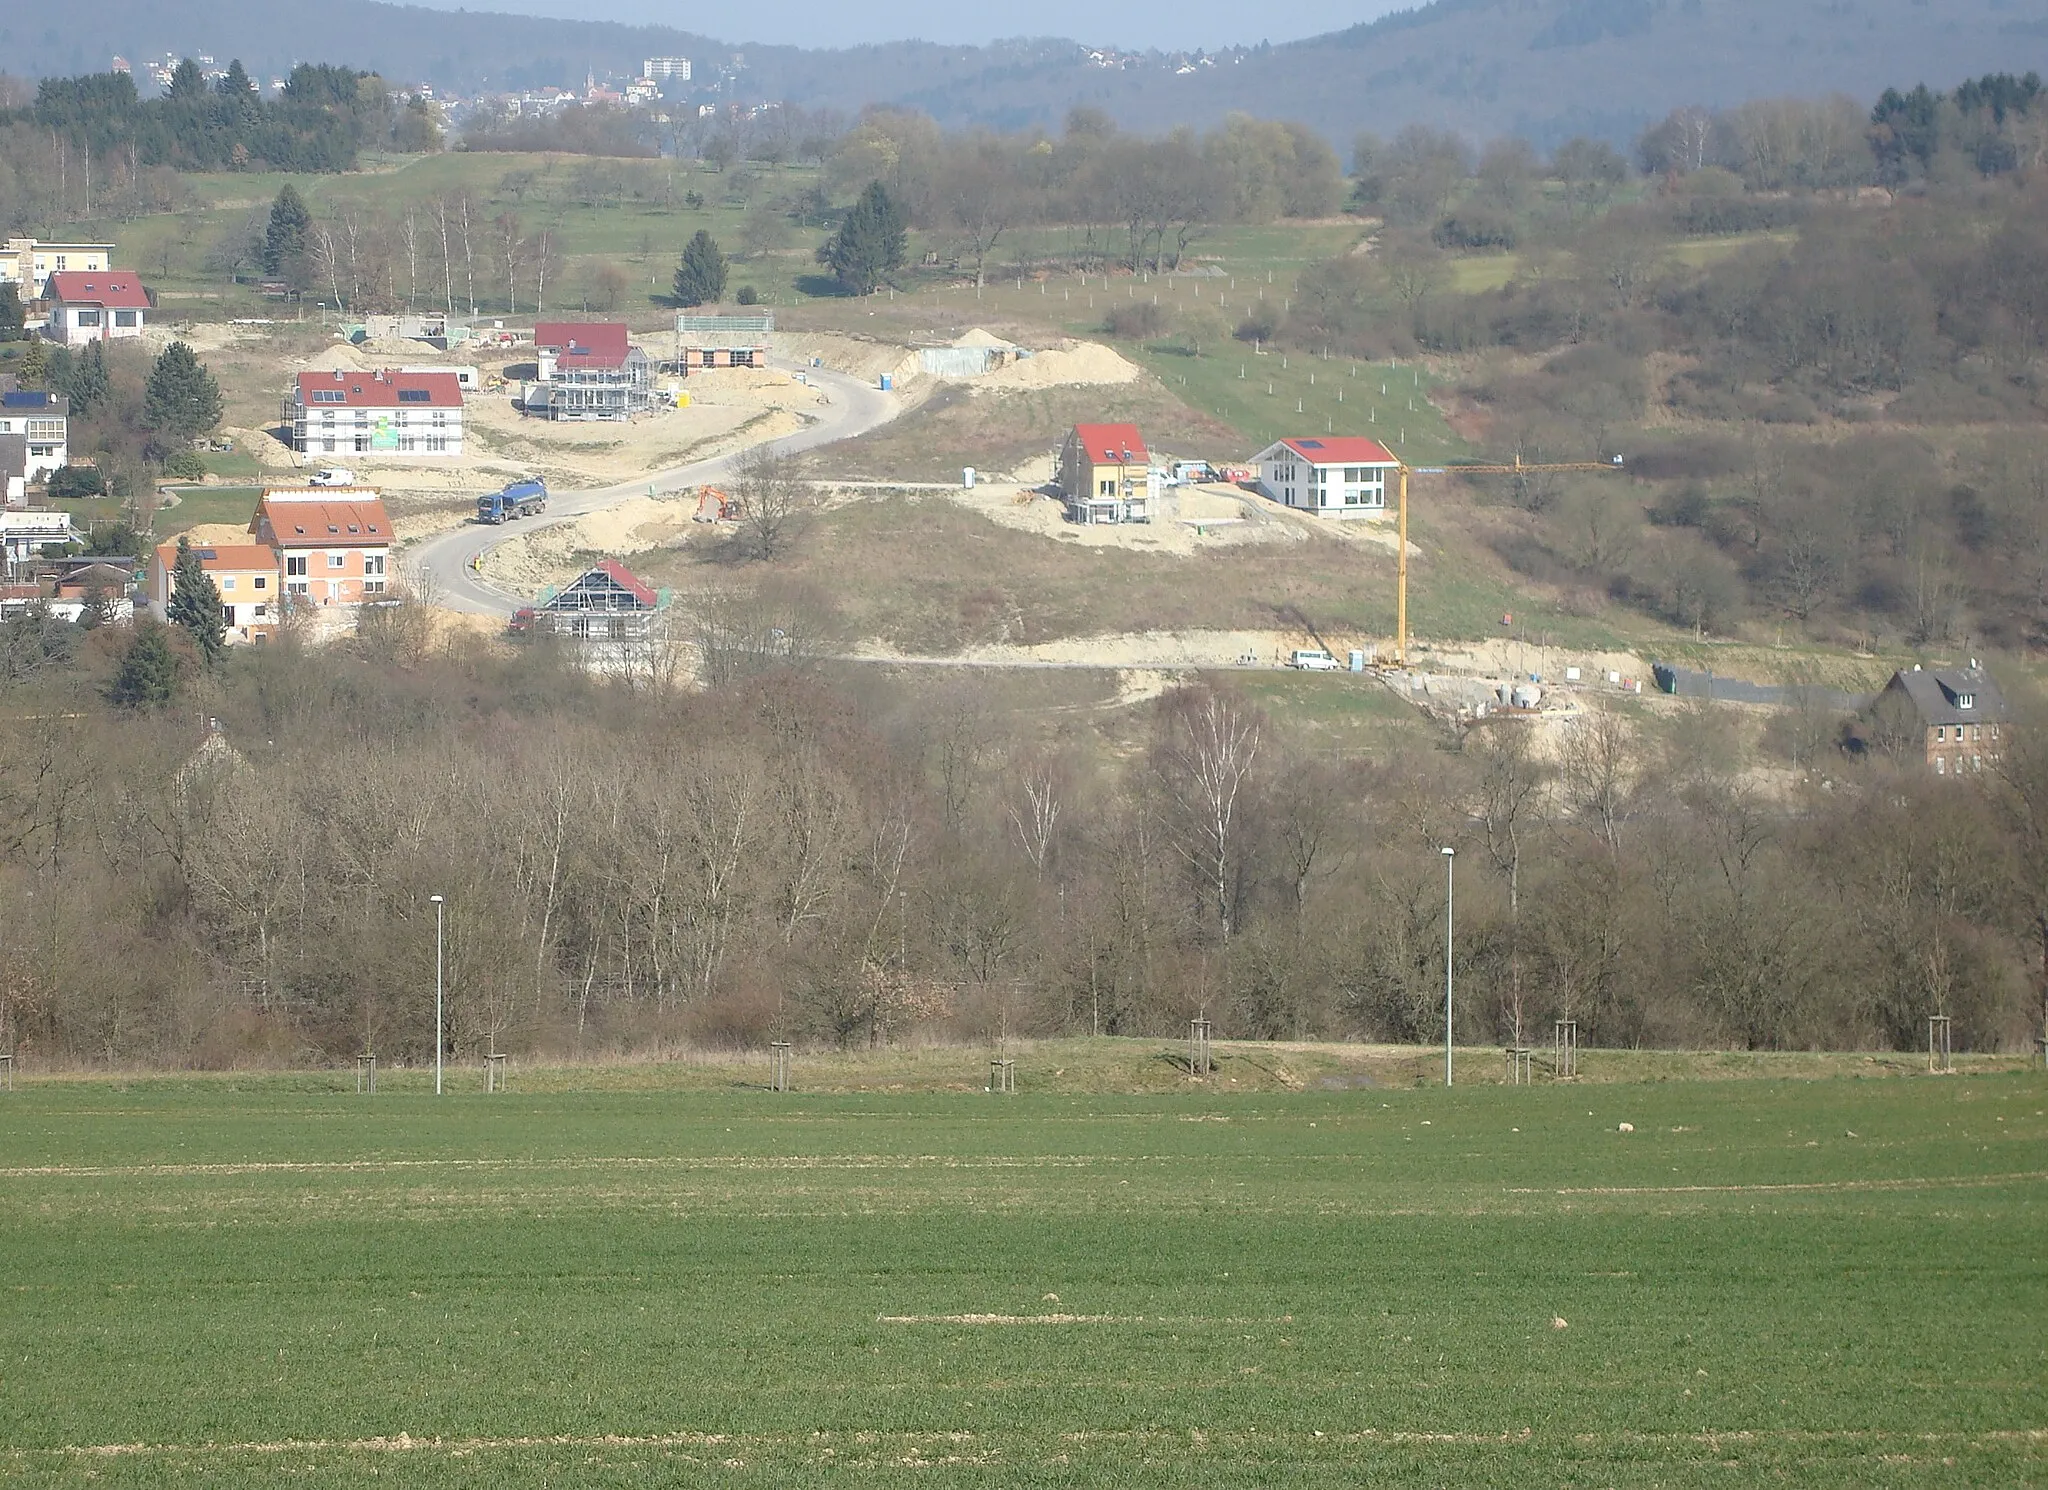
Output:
top-left (7, 61), bottom-right (436, 178)
top-left (0, 615), bottom-right (2041, 1068)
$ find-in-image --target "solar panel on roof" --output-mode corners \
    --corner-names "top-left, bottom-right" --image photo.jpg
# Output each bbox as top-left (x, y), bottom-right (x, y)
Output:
top-left (1296, 439), bottom-right (1324, 449)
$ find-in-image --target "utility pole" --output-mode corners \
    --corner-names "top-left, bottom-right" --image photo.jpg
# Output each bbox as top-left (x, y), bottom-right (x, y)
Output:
top-left (430, 894), bottom-right (445, 1096)
top-left (1441, 848), bottom-right (1455, 1088)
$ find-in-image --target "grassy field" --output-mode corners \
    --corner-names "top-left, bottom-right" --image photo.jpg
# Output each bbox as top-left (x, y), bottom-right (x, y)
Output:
top-left (0, 1045), bottom-right (2041, 1486)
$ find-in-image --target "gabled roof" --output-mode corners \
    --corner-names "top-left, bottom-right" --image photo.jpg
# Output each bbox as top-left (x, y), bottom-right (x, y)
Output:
top-left (544, 559), bottom-right (658, 612)
top-left (534, 322), bottom-right (634, 370)
top-left (252, 495), bottom-right (392, 546)
top-left (53, 561), bottom-right (132, 592)
top-left (1886, 665), bottom-right (2009, 726)
top-left (293, 369), bottom-right (464, 408)
top-left (44, 271), bottom-right (150, 310)
top-left (1263, 437), bottom-right (1400, 466)
top-left (1070, 422), bottom-right (1149, 465)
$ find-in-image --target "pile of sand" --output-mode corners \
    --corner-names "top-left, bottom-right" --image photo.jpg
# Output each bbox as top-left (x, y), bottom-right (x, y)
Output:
top-left (955, 327), bottom-right (1019, 349)
top-left (475, 494), bottom-right (700, 592)
top-left (304, 343), bottom-right (366, 372)
top-left (974, 340), bottom-right (1141, 392)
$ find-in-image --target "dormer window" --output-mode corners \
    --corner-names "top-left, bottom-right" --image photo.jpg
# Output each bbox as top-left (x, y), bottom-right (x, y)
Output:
top-left (1958, 693), bottom-right (1975, 710)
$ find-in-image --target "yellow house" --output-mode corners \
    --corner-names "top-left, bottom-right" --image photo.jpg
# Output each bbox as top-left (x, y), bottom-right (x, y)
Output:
top-left (151, 541), bottom-right (284, 643)
top-left (0, 239), bottom-right (117, 298)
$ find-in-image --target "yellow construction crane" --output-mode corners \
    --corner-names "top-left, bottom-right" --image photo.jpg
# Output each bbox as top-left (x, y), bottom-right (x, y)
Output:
top-left (1394, 454), bottom-right (1626, 666)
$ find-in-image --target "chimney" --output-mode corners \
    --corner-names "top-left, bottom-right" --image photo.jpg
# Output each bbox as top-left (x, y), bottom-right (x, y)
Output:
top-left (334, 369), bottom-right (344, 382)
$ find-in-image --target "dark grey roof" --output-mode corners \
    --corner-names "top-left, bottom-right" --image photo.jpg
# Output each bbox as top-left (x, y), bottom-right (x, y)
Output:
top-left (0, 434), bottom-right (25, 482)
top-left (0, 390), bottom-right (66, 415)
top-left (1886, 665), bottom-right (2008, 725)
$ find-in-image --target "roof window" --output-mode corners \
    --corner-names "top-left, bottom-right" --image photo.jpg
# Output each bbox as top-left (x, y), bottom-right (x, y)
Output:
top-left (1959, 692), bottom-right (1975, 709)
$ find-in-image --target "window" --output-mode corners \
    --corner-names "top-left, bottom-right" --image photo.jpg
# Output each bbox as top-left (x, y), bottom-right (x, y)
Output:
top-left (287, 580), bottom-right (309, 597)
top-left (77, 309), bottom-right (101, 327)
top-left (431, 411), bottom-right (447, 426)
top-left (26, 421), bottom-right (62, 439)
top-left (1936, 756), bottom-right (1947, 775)
top-left (1959, 692), bottom-right (1975, 709)
top-left (398, 436), bottom-right (416, 452)
top-left (427, 436), bottom-right (448, 452)
top-left (364, 554), bottom-right (386, 577)
top-left (328, 553), bottom-right (346, 569)
top-left (252, 604), bottom-right (267, 619)
top-left (1971, 724), bottom-right (1980, 741)
top-left (220, 576), bottom-right (236, 591)
top-left (1934, 725), bottom-right (1945, 741)
top-left (1974, 756), bottom-right (1983, 771)
top-left (253, 576), bottom-right (267, 589)
top-left (114, 311), bottom-right (137, 327)
top-left (286, 555), bottom-right (308, 576)
top-left (363, 578), bottom-right (386, 594)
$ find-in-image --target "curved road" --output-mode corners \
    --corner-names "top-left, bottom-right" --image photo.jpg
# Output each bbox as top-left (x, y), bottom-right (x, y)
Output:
top-left (414, 362), bottom-right (899, 616)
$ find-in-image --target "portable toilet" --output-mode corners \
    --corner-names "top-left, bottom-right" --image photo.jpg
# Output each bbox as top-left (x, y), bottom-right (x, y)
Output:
top-left (963, 467), bottom-right (976, 489)
top-left (880, 373), bottom-right (893, 391)
top-left (1348, 649), bottom-right (1365, 672)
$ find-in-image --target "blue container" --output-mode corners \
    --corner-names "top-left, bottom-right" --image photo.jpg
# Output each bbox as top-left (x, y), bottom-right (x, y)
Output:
top-left (880, 373), bottom-right (893, 391)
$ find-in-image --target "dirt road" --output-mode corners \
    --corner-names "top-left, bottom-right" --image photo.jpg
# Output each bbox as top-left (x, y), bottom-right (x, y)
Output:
top-left (411, 364), bottom-right (898, 616)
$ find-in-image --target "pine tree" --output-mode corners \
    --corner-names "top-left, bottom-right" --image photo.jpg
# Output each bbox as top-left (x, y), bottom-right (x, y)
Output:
top-left (0, 283), bottom-right (22, 342)
top-left (822, 181), bottom-right (908, 296)
top-left (108, 622), bottom-right (180, 707)
top-left (262, 185), bottom-right (312, 278)
top-left (166, 59), bottom-right (207, 99)
top-left (165, 536), bottom-right (226, 663)
top-left (68, 342), bottom-right (108, 416)
top-left (218, 60), bottom-right (252, 98)
top-left (144, 342), bottom-right (223, 441)
top-left (17, 337), bottom-right (48, 389)
top-left (673, 229), bottom-right (729, 307)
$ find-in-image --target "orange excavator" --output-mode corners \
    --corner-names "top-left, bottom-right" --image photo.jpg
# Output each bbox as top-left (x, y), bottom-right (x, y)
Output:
top-left (693, 486), bottom-right (743, 523)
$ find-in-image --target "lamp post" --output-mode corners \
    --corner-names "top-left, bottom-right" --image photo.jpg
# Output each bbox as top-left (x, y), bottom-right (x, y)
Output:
top-left (430, 894), bottom-right (445, 1096)
top-left (1441, 847), bottom-right (1455, 1088)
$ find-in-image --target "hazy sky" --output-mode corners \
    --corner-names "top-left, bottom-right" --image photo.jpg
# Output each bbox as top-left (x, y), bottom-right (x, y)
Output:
top-left (400, 0), bottom-right (1406, 51)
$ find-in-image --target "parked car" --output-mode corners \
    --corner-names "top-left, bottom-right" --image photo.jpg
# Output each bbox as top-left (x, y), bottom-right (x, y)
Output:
top-left (1289, 649), bottom-right (1341, 671)
top-left (308, 467), bottom-right (359, 487)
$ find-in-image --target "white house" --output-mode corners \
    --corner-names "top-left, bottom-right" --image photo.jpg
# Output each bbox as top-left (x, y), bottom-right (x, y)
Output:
top-left (0, 508), bottom-right (80, 572)
top-left (0, 239), bottom-right (115, 298)
top-left (1252, 436), bottom-right (1401, 518)
top-left (42, 271), bottom-right (151, 347)
top-left (284, 369), bottom-right (465, 459)
top-left (0, 390), bottom-right (68, 482)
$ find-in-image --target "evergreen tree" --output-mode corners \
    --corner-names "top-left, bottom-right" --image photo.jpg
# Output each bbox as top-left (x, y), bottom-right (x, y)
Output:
top-left (108, 621), bottom-right (179, 707)
top-left (218, 60), bottom-right (253, 98)
top-left (17, 337), bottom-right (48, 389)
top-left (262, 185), bottom-right (312, 278)
top-left (821, 181), bottom-right (908, 296)
top-left (166, 59), bottom-right (208, 100)
top-left (67, 342), bottom-right (108, 416)
top-left (143, 342), bottom-right (224, 441)
top-left (673, 229), bottom-right (729, 307)
top-left (166, 536), bottom-right (226, 663)
top-left (0, 283), bottom-right (22, 342)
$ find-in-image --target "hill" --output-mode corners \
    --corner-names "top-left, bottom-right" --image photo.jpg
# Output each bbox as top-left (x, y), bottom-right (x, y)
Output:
top-left (15, 0), bottom-right (2048, 145)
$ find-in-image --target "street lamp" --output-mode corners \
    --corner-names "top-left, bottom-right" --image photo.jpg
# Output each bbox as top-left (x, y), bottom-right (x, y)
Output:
top-left (1441, 847), bottom-right (1455, 1088)
top-left (429, 894), bottom-right (445, 1096)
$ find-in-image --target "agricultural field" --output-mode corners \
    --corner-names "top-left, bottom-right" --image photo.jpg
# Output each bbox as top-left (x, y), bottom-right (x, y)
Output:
top-left (0, 1047), bottom-right (2042, 1486)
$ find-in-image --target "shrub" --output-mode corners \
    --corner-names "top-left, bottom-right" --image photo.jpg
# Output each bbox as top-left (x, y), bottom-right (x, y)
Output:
top-left (46, 464), bottom-right (106, 499)
top-left (1103, 301), bottom-right (1168, 339)
top-left (735, 284), bottom-right (760, 305)
top-left (1233, 304), bottom-right (1281, 342)
top-left (1433, 206), bottom-right (1518, 250)
top-left (161, 450), bottom-right (206, 480)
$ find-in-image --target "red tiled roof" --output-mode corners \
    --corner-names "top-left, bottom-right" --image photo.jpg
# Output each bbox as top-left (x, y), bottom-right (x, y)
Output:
top-left (595, 558), bottom-right (657, 607)
top-left (1071, 423), bottom-right (1149, 465)
top-left (294, 369), bottom-right (464, 408)
top-left (252, 496), bottom-right (392, 546)
top-left (534, 322), bottom-right (633, 369)
top-left (1279, 437), bottom-right (1399, 465)
top-left (45, 271), bottom-right (150, 310)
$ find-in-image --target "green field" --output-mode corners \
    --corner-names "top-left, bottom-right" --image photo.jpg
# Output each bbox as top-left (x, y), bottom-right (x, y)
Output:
top-left (1, 1047), bottom-right (2042, 1486)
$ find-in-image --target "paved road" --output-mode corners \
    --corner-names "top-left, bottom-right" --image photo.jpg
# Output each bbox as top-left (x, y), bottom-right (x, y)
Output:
top-left (412, 362), bottom-right (899, 617)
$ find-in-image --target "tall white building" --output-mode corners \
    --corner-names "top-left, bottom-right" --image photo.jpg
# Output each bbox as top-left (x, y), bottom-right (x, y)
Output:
top-left (642, 56), bottom-right (692, 82)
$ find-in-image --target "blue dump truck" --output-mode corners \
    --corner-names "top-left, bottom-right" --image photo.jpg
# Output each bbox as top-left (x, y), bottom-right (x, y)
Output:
top-left (476, 479), bottom-right (548, 524)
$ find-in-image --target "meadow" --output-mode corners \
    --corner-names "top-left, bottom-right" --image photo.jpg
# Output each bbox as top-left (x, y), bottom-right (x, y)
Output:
top-left (0, 1045), bottom-right (2042, 1486)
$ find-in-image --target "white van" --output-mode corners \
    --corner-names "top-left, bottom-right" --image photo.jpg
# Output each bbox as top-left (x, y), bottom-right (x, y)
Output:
top-left (1289, 649), bottom-right (1340, 671)
top-left (309, 467), bottom-right (359, 487)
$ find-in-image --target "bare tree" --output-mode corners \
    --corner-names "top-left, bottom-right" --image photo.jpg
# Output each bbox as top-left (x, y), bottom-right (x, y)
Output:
top-left (728, 445), bottom-right (819, 561)
top-left (1154, 684), bottom-right (1263, 941)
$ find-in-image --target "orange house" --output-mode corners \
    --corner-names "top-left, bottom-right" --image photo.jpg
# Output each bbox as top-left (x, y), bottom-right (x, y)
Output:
top-left (250, 487), bottom-right (394, 608)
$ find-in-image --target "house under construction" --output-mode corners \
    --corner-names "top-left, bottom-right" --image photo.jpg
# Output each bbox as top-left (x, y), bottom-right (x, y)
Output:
top-left (515, 559), bottom-right (662, 640)
top-left (673, 312), bottom-right (773, 371)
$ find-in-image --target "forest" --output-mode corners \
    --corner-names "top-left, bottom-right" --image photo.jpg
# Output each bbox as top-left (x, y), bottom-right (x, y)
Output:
top-left (1, 609), bottom-right (2044, 1067)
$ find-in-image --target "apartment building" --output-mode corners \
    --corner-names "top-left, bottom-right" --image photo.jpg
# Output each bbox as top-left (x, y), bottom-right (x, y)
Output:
top-left (283, 369), bottom-right (465, 459)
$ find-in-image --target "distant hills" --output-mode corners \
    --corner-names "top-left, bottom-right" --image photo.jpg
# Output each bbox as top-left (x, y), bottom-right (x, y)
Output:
top-left (13, 0), bottom-right (2048, 147)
